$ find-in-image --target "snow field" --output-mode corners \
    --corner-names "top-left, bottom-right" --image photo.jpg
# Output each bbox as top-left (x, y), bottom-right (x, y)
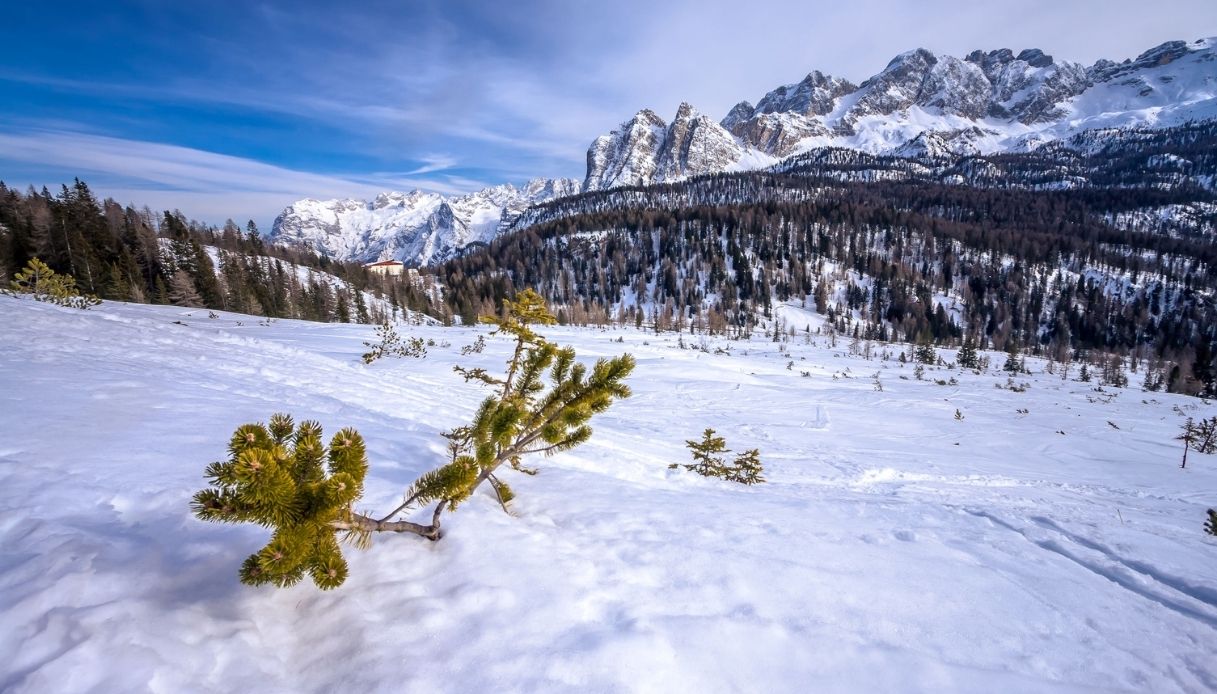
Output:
top-left (1, 297), bottom-right (1215, 693)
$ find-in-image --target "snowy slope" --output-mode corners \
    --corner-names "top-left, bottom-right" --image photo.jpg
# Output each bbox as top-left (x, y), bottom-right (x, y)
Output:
top-left (2, 297), bottom-right (1216, 692)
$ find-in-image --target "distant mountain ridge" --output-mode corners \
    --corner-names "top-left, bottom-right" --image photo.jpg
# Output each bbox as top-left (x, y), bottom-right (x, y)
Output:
top-left (271, 178), bottom-right (579, 266)
top-left (270, 36), bottom-right (1217, 263)
top-left (587, 37), bottom-right (1216, 189)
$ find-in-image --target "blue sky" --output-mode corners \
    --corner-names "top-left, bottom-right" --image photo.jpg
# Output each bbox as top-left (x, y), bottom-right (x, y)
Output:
top-left (2, 0), bottom-right (1213, 230)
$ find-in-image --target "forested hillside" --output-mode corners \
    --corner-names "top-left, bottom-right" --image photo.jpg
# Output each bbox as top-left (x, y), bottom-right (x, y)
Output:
top-left (437, 126), bottom-right (1217, 396)
top-left (0, 180), bottom-right (433, 323)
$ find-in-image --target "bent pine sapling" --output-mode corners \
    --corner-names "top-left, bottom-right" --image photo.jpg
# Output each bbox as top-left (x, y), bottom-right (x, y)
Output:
top-left (193, 289), bottom-right (635, 589)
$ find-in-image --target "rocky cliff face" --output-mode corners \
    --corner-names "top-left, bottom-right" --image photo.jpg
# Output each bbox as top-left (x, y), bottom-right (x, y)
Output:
top-left (583, 36), bottom-right (1216, 181)
top-left (584, 103), bottom-right (745, 191)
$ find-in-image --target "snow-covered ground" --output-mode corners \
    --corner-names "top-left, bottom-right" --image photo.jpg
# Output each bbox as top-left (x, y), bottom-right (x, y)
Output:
top-left (2, 297), bottom-right (1215, 693)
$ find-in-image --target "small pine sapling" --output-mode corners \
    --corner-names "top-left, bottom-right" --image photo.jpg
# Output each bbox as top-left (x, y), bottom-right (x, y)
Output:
top-left (673, 428), bottom-right (765, 484)
top-left (361, 322), bottom-right (427, 363)
top-left (6, 257), bottom-right (100, 309)
top-left (726, 448), bottom-right (765, 485)
top-left (1206, 509), bottom-right (1217, 537)
top-left (460, 334), bottom-right (487, 355)
top-left (675, 428), bottom-right (730, 477)
top-left (192, 414), bottom-right (367, 589)
top-left (1177, 416), bottom-right (1217, 469)
top-left (195, 289), bottom-right (634, 589)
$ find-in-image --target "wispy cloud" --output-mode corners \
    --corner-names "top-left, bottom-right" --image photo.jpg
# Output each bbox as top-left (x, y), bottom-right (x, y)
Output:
top-left (1, 0), bottom-right (1213, 223)
top-left (0, 128), bottom-right (482, 227)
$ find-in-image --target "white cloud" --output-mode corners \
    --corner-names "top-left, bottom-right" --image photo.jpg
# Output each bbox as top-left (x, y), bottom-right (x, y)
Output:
top-left (0, 129), bottom-right (480, 227)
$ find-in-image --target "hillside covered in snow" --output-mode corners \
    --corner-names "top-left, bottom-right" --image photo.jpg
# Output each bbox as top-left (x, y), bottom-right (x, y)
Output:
top-left (2, 296), bottom-right (1215, 692)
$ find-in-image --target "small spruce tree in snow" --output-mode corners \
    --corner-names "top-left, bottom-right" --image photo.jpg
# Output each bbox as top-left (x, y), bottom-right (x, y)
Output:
top-left (957, 335), bottom-right (979, 370)
top-left (194, 289), bottom-right (635, 589)
top-left (1206, 509), bottom-right (1217, 537)
top-left (679, 428), bottom-right (731, 477)
top-left (727, 448), bottom-right (765, 485)
top-left (673, 428), bottom-right (765, 485)
top-left (915, 341), bottom-right (937, 365)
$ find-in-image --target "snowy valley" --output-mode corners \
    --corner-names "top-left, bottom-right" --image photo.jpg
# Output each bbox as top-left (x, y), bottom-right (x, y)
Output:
top-left (1, 296), bottom-right (1215, 692)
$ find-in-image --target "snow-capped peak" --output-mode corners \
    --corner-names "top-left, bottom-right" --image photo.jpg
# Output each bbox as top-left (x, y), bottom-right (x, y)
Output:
top-left (270, 178), bottom-right (580, 266)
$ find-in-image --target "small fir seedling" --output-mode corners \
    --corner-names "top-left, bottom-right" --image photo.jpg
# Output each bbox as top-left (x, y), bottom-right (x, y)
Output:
top-left (1205, 509), bottom-right (1217, 537)
top-left (674, 428), bottom-right (765, 485)
top-left (726, 448), bottom-right (765, 485)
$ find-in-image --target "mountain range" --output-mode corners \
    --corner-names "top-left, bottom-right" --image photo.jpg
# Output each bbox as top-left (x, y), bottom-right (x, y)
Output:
top-left (270, 37), bottom-right (1216, 264)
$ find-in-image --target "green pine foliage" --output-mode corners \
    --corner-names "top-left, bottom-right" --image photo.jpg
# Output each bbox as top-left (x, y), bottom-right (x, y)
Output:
top-left (191, 414), bottom-right (368, 589)
top-left (7, 257), bottom-right (100, 309)
top-left (1206, 509), bottom-right (1217, 537)
top-left (673, 428), bottom-right (765, 485)
top-left (195, 289), bottom-right (634, 590)
top-left (957, 335), bottom-right (979, 369)
top-left (727, 448), bottom-right (765, 485)
top-left (679, 428), bottom-right (730, 477)
top-left (361, 322), bottom-right (427, 363)
top-left (915, 341), bottom-right (937, 365)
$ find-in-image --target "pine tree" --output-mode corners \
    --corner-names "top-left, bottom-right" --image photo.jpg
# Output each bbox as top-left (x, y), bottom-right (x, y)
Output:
top-left (361, 322), bottom-right (426, 363)
top-left (680, 428), bottom-right (730, 477)
top-left (194, 289), bottom-right (634, 589)
top-left (958, 335), bottom-right (979, 369)
top-left (726, 448), bottom-right (765, 485)
top-left (191, 414), bottom-right (367, 589)
top-left (673, 428), bottom-right (765, 484)
top-left (1003, 341), bottom-right (1021, 374)
top-left (1206, 509), bottom-right (1217, 537)
top-left (915, 341), bottom-right (937, 365)
top-left (7, 257), bottom-right (100, 308)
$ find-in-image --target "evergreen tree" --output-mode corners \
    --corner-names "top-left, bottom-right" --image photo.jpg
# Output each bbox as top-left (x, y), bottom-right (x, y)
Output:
top-left (1003, 341), bottom-right (1021, 374)
top-left (673, 428), bottom-right (765, 484)
top-left (191, 414), bottom-right (367, 589)
top-left (726, 448), bottom-right (765, 485)
top-left (195, 289), bottom-right (634, 588)
top-left (915, 341), bottom-right (937, 365)
top-left (680, 428), bottom-right (730, 477)
top-left (7, 257), bottom-right (100, 308)
top-left (1206, 509), bottom-right (1217, 537)
top-left (958, 335), bottom-right (979, 369)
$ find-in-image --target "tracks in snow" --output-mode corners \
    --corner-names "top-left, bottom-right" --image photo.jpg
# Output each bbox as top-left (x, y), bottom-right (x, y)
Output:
top-left (964, 509), bottom-right (1217, 630)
